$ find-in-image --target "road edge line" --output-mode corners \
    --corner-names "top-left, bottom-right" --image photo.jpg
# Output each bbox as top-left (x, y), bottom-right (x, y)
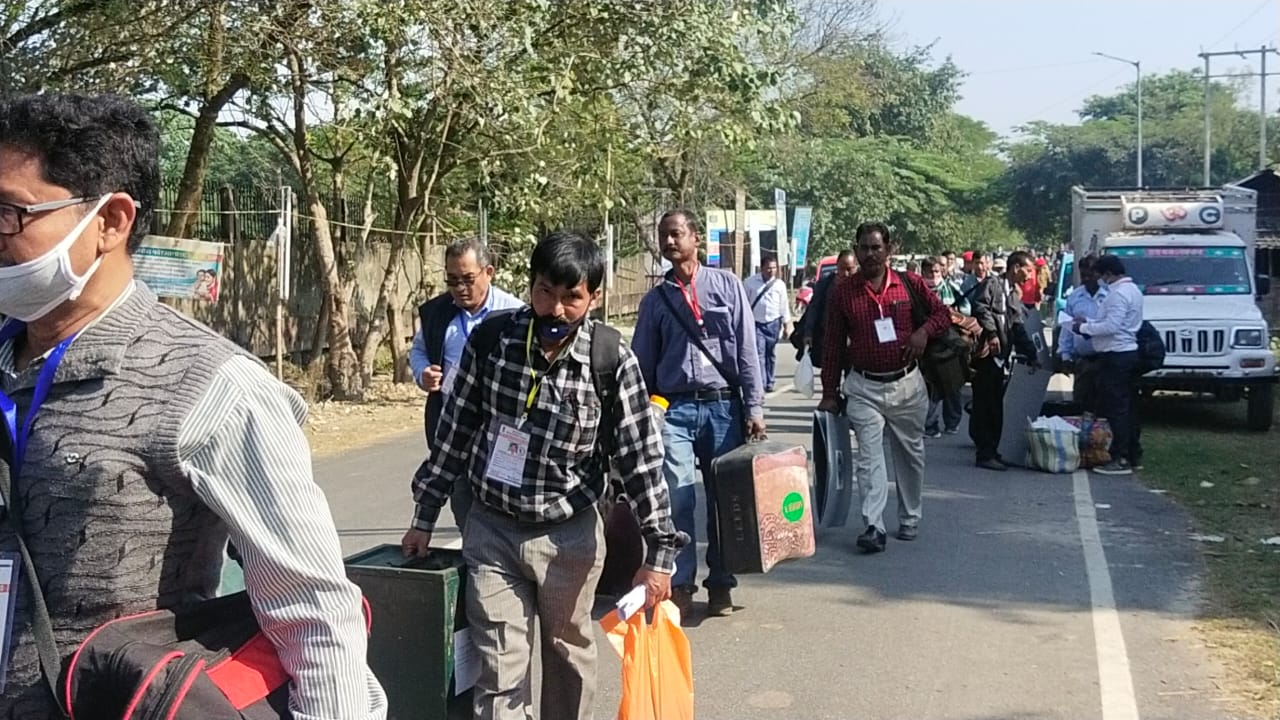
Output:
top-left (1073, 468), bottom-right (1141, 720)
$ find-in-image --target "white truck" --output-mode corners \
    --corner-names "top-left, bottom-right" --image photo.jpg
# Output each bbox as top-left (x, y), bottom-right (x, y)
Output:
top-left (1070, 186), bottom-right (1277, 431)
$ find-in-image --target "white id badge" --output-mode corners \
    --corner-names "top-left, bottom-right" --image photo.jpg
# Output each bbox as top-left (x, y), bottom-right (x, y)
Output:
top-left (874, 317), bottom-right (897, 344)
top-left (0, 551), bottom-right (20, 693)
top-left (485, 423), bottom-right (531, 487)
top-left (698, 349), bottom-right (717, 372)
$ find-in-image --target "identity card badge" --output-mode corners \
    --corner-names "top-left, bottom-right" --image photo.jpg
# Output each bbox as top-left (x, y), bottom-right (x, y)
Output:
top-left (0, 551), bottom-right (21, 693)
top-left (874, 317), bottom-right (897, 344)
top-left (485, 424), bottom-right (531, 487)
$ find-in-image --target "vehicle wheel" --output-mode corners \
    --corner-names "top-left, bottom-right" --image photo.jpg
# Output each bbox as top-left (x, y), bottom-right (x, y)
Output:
top-left (1245, 383), bottom-right (1275, 431)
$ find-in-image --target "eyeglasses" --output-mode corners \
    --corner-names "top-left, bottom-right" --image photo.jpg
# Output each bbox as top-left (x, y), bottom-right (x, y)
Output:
top-left (0, 197), bottom-right (96, 236)
top-left (445, 274), bottom-right (481, 288)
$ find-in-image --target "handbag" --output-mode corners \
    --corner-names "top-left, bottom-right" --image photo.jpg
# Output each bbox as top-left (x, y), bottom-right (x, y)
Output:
top-left (901, 273), bottom-right (979, 400)
top-left (0, 465), bottom-right (369, 719)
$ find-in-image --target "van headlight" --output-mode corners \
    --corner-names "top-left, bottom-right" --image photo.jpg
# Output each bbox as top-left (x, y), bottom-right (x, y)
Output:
top-left (1233, 328), bottom-right (1265, 348)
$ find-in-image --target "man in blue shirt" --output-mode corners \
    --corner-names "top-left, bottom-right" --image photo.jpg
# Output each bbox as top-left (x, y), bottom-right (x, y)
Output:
top-left (410, 238), bottom-right (523, 526)
top-left (1057, 254), bottom-right (1107, 413)
top-left (633, 209), bottom-right (767, 622)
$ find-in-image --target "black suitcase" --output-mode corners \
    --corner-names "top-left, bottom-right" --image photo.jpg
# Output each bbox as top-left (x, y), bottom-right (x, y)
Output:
top-left (712, 441), bottom-right (816, 574)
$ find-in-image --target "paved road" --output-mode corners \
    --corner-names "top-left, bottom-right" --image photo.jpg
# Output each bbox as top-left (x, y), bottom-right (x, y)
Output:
top-left (315, 351), bottom-right (1238, 720)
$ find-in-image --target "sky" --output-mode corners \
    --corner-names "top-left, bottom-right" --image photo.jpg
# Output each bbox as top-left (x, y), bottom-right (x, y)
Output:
top-left (880, 0), bottom-right (1280, 138)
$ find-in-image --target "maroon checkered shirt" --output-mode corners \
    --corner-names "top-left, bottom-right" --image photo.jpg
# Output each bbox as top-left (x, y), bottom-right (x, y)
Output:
top-left (820, 270), bottom-right (952, 401)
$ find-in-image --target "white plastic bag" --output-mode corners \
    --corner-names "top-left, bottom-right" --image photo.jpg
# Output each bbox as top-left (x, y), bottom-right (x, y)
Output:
top-left (794, 352), bottom-right (815, 398)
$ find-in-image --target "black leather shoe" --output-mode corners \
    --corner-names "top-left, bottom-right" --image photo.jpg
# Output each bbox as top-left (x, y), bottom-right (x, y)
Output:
top-left (976, 458), bottom-right (1009, 472)
top-left (671, 587), bottom-right (695, 624)
top-left (856, 526), bottom-right (887, 554)
top-left (707, 587), bottom-right (734, 617)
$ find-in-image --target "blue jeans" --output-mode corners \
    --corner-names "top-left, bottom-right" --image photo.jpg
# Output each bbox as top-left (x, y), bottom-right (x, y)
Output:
top-left (662, 397), bottom-right (744, 591)
top-left (755, 319), bottom-right (782, 390)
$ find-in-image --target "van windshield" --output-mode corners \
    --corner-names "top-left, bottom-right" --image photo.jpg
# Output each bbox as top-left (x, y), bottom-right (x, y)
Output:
top-left (1111, 246), bottom-right (1252, 295)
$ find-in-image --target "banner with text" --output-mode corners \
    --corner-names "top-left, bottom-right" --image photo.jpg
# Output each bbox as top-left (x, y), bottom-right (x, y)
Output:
top-left (134, 236), bottom-right (226, 303)
top-left (791, 207), bottom-right (813, 271)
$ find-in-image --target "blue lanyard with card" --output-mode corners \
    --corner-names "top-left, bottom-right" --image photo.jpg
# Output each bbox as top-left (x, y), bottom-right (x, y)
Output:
top-left (0, 320), bottom-right (76, 691)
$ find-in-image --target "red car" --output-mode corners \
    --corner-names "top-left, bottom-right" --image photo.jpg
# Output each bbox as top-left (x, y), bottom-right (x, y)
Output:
top-left (796, 255), bottom-right (840, 312)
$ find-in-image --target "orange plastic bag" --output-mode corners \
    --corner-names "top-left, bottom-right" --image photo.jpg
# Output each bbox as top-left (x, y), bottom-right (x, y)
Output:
top-left (600, 600), bottom-right (694, 720)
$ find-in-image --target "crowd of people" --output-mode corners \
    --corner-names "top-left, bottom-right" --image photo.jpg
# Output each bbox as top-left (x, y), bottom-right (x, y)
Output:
top-left (0, 90), bottom-right (1149, 720)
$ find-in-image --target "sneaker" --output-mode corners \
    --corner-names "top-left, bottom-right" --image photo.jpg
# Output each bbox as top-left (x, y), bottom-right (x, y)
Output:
top-left (896, 525), bottom-right (918, 541)
top-left (671, 587), bottom-right (695, 623)
top-left (707, 587), bottom-right (734, 617)
top-left (856, 526), bottom-right (887, 554)
top-left (1093, 460), bottom-right (1133, 476)
top-left (765, 385), bottom-right (776, 393)
top-left (944, 428), bottom-right (959, 435)
top-left (925, 430), bottom-right (943, 439)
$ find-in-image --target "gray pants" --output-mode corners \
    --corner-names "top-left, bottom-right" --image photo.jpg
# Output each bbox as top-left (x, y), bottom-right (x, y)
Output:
top-left (462, 504), bottom-right (605, 720)
top-left (842, 369), bottom-right (929, 533)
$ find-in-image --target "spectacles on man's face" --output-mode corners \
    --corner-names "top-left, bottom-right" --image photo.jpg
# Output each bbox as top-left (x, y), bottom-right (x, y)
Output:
top-left (445, 274), bottom-right (482, 288)
top-left (0, 197), bottom-right (95, 236)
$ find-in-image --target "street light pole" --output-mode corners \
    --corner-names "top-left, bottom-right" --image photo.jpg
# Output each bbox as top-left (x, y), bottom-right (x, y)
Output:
top-left (1093, 51), bottom-right (1143, 186)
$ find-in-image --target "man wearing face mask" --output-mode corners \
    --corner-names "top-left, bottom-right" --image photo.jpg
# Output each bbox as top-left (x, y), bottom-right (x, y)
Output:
top-left (0, 94), bottom-right (386, 718)
top-left (401, 231), bottom-right (683, 720)
top-left (410, 237), bottom-right (523, 529)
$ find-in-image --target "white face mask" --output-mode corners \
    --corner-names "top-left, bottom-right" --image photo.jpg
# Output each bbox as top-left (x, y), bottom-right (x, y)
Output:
top-left (0, 194), bottom-right (110, 322)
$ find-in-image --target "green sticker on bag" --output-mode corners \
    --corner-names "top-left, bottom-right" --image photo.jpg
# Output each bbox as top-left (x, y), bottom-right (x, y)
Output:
top-left (781, 492), bottom-right (805, 522)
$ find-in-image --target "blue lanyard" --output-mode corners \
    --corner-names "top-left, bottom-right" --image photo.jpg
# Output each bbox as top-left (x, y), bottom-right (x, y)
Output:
top-left (0, 322), bottom-right (77, 479)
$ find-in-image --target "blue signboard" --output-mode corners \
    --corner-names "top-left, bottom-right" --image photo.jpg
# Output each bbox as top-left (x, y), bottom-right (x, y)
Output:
top-left (791, 206), bottom-right (813, 270)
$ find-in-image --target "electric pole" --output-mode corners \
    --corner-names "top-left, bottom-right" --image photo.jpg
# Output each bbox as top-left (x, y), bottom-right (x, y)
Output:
top-left (1198, 45), bottom-right (1280, 184)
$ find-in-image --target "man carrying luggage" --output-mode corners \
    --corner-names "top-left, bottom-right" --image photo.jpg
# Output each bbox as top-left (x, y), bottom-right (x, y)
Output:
top-left (818, 223), bottom-right (950, 553)
top-left (633, 209), bottom-right (767, 620)
top-left (403, 231), bottom-right (684, 720)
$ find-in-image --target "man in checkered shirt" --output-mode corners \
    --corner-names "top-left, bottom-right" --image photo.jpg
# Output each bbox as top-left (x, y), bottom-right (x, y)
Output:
top-left (402, 231), bottom-right (684, 720)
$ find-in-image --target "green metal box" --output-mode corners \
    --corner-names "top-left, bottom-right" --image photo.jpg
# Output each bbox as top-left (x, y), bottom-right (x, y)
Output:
top-left (345, 544), bottom-right (469, 720)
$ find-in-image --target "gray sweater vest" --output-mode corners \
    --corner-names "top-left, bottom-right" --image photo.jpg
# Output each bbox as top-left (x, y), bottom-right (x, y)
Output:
top-left (0, 284), bottom-right (251, 718)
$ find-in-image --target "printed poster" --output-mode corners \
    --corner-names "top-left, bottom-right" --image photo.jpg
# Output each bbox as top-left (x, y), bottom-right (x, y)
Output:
top-left (134, 235), bottom-right (226, 303)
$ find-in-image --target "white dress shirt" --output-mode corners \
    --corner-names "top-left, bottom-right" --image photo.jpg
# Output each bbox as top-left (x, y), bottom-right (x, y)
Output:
top-left (1080, 277), bottom-right (1142, 353)
top-left (743, 274), bottom-right (792, 325)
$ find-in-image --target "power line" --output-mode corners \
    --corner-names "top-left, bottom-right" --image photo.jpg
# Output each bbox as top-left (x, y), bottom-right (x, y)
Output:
top-left (1205, 0), bottom-right (1274, 50)
top-left (1023, 67), bottom-right (1130, 120)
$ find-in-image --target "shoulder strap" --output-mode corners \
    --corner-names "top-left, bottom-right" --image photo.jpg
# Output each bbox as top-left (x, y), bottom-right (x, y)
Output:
top-left (899, 272), bottom-right (929, 331)
top-left (588, 323), bottom-right (623, 456)
top-left (750, 279), bottom-right (775, 310)
top-left (468, 309), bottom-right (519, 364)
top-left (656, 284), bottom-right (740, 389)
top-left (0, 461), bottom-right (70, 717)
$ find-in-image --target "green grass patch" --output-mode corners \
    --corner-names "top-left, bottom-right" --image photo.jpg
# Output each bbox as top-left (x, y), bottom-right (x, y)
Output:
top-left (1140, 393), bottom-right (1280, 716)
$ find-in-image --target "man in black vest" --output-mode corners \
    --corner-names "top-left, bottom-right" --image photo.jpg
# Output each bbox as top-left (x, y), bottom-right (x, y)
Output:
top-left (410, 238), bottom-right (523, 526)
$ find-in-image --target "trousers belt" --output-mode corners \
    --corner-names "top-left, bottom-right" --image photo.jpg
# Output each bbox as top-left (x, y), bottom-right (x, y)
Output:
top-left (666, 388), bottom-right (738, 402)
top-left (851, 362), bottom-right (917, 383)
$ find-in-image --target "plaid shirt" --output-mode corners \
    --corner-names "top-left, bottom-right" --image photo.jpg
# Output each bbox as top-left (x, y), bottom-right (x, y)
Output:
top-left (411, 309), bottom-right (683, 571)
top-left (820, 270), bottom-right (951, 400)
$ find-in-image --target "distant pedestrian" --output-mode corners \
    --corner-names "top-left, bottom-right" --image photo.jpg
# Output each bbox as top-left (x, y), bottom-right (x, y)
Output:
top-left (743, 253), bottom-right (793, 392)
top-left (633, 209), bottom-right (767, 620)
top-left (1072, 254), bottom-right (1144, 475)
top-left (921, 257), bottom-right (964, 437)
top-left (796, 249), bottom-right (857, 365)
top-left (819, 223), bottom-right (950, 553)
top-left (970, 251), bottom-right (1040, 471)
top-left (1058, 254), bottom-right (1107, 413)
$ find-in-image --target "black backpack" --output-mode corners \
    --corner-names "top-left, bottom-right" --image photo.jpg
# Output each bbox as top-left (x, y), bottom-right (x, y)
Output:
top-left (1136, 321), bottom-right (1166, 375)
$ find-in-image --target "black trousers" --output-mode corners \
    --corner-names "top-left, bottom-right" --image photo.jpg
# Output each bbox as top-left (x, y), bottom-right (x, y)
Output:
top-left (1096, 350), bottom-right (1143, 465)
top-left (970, 357), bottom-right (1006, 462)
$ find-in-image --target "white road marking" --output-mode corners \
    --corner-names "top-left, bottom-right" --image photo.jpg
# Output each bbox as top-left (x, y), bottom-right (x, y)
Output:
top-left (1073, 469), bottom-right (1141, 720)
top-left (766, 384), bottom-right (795, 400)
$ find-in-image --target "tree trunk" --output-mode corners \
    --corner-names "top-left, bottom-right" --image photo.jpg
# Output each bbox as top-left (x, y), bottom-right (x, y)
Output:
top-left (358, 236), bottom-right (405, 388)
top-left (164, 79), bottom-right (247, 238)
top-left (305, 192), bottom-right (360, 399)
top-left (388, 301), bottom-right (411, 384)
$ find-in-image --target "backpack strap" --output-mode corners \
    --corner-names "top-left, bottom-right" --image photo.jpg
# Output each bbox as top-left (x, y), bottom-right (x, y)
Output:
top-left (588, 322), bottom-right (623, 457)
top-left (467, 309), bottom-right (520, 366)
